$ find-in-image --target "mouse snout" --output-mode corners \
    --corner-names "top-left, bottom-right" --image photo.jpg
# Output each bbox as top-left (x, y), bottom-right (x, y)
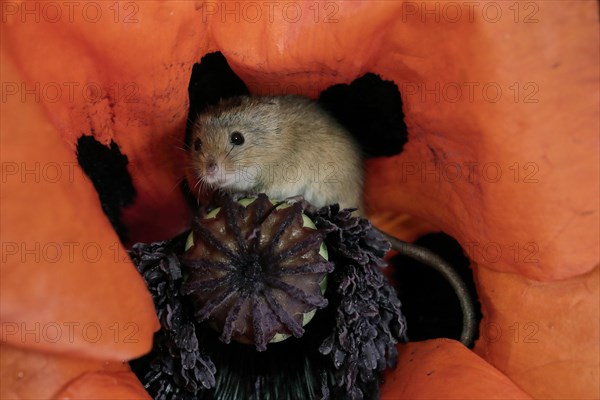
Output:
top-left (203, 157), bottom-right (226, 186)
top-left (206, 160), bottom-right (218, 175)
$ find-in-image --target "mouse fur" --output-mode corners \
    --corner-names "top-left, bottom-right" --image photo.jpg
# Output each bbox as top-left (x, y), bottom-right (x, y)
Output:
top-left (187, 95), bottom-right (364, 210)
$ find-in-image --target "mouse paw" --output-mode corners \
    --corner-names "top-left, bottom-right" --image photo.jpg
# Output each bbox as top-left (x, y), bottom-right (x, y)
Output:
top-left (212, 190), bottom-right (255, 204)
top-left (230, 191), bottom-right (255, 202)
top-left (284, 195), bottom-right (318, 213)
top-left (284, 194), bottom-right (305, 203)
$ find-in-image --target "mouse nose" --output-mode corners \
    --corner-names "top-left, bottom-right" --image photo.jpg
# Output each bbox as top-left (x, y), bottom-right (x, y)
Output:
top-left (206, 160), bottom-right (218, 175)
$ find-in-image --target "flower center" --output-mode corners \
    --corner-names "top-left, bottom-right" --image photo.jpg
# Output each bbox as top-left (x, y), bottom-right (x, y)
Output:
top-left (180, 195), bottom-right (333, 351)
top-left (240, 255), bottom-right (264, 288)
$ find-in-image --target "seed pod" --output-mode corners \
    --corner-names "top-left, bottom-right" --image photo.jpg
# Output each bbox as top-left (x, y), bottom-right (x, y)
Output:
top-left (180, 195), bottom-right (333, 351)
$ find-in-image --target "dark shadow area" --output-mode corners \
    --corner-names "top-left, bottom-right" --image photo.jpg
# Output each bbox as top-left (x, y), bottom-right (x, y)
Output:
top-left (390, 233), bottom-right (482, 343)
top-left (184, 52), bottom-right (250, 148)
top-left (319, 73), bottom-right (408, 158)
top-left (76, 135), bottom-right (136, 243)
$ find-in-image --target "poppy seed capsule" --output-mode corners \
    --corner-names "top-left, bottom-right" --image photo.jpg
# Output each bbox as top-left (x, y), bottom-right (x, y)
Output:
top-left (180, 195), bottom-right (333, 351)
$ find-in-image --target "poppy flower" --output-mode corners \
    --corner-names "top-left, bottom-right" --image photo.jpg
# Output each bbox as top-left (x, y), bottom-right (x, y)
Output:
top-left (1, 2), bottom-right (597, 399)
top-left (130, 194), bottom-right (406, 399)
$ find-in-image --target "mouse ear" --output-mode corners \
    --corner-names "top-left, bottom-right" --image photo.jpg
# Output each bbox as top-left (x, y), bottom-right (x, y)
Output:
top-left (263, 96), bottom-right (281, 106)
top-left (221, 96), bottom-right (245, 109)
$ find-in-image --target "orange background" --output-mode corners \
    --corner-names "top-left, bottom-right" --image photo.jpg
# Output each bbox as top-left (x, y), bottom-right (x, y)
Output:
top-left (1, 1), bottom-right (598, 398)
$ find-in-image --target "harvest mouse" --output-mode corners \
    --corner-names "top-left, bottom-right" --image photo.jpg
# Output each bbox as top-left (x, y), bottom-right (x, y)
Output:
top-left (186, 95), bottom-right (363, 211)
top-left (186, 94), bottom-right (477, 347)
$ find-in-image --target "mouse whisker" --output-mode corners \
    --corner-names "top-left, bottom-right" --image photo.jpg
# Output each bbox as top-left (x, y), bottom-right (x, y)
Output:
top-left (166, 175), bottom-right (187, 195)
top-left (166, 134), bottom-right (193, 152)
top-left (193, 176), bottom-right (204, 192)
top-left (225, 146), bottom-right (235, 159)
top-left (197, 178), bottom-right (212, 204)
top-left (186, 115), bottom-right (201, 128)
top-left (183, 160), bottom-right (201, 170)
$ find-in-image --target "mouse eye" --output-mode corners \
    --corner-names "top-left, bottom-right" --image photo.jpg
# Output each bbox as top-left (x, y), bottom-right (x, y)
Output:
top-left (193, 138), bottom-right (202, 152)
top-left (230, 131), bottom-right (245, 146)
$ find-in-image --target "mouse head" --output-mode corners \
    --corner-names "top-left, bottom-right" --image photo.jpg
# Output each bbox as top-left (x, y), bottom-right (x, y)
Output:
top-left (188, 96), bottom-right (282, 194)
